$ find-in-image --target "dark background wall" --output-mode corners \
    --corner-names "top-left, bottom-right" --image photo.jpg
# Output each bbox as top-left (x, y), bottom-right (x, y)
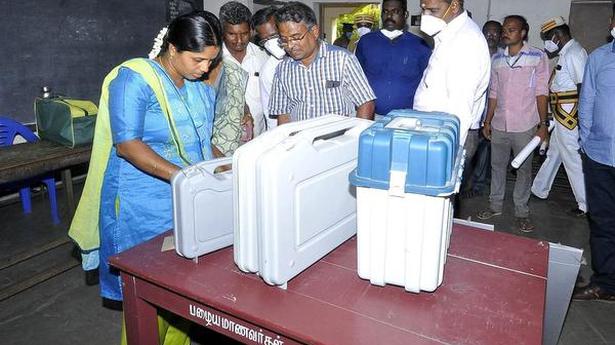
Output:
top-left (0, 0), bottom-right (168, 123)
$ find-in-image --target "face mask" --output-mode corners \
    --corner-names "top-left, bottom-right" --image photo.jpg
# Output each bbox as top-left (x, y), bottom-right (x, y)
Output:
top-left (420, 2), bottom-right (453, 37)
top-left (611, 27), bottom-right (615, 39)
top-left (420, 15), bottom-right (447, 36)
top-left (544, 38), bottom-right (559, 53)
top-left (345, 32), bottom-right (353, 39)
top-left (381, 29), bottom-right (403, 40)
top-left (357, 27), bottom-right (371, 37)
top-left (264, 38), bottom-right (286, 59)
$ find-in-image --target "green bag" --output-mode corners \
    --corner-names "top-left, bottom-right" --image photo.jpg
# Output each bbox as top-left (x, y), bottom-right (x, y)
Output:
top-left (35, 97), bottom-right (97, 147)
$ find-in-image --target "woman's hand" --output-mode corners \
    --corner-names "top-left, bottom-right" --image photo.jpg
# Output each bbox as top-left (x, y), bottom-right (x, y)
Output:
top-left (116, 139), bottom-right (180, 181)
top-left (241, 110), bottom-right (254, 142)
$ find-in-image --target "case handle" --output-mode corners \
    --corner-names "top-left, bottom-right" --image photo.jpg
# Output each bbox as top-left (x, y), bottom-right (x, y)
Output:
top-left (295, 117), bottom-right (370, 148)
top-left (385, 117), bottom-right (421, 130)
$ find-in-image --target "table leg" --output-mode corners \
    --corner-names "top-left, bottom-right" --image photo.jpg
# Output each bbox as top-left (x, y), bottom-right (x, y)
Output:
top-left (122, 273), bottom-right (160, 345)
top-left (61, 169), bottom-right (75, 216)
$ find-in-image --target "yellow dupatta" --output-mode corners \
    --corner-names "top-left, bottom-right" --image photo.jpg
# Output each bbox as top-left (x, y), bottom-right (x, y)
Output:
top-left (69, 58), bottom-right (191, 251)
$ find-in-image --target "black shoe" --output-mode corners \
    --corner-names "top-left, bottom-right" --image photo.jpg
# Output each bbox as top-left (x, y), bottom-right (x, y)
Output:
top-left (569, 208), bottom-right (587, 217)
top-left (85, 268), bottom-right (99, 286)
top-left (572, 284), bottom-right (615, 301)
top-left (102, 298), bottom-right (123, 311)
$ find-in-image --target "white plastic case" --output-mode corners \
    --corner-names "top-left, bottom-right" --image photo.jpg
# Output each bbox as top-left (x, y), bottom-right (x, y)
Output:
top-left (356, 188), bottom-right (455, 293)
top-left (232, 115), bottom-right (350, 273)
top-left (172, 157), bottom-right (234, 259)
top-left (256, 118), bottom-right (372, 287)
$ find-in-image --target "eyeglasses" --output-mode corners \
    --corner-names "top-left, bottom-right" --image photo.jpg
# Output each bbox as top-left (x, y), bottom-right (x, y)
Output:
top-left (258, 34), bottom-right (280, 47)
top-left (278, 27), bottom-right (312, 47)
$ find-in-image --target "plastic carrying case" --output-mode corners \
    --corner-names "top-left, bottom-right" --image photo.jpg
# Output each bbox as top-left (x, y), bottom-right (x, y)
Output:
top-left (349, 109), bottom-right (464, 293)
top-left (233, 115), bottom-right (372, 288)
top-left (172, 157), bottom-right (234, 259)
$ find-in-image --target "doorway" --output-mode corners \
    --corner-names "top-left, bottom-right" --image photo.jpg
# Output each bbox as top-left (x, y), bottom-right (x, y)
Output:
top-left (569, 0), bottom-right (613, 53)
top-left (318, 3), bottom-right (380, 44)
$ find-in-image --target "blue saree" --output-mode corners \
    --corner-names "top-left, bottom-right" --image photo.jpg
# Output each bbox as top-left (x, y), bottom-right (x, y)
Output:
top-left (99, 59), bottom-right (215, 301)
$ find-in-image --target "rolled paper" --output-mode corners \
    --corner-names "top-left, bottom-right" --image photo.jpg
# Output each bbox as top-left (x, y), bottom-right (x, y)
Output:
top-left (512, 136), bottom-right (541, 169)
top-left (539, 140), bottom-right (549, 155)
top-left (511, 121), bottom-right (555, 168)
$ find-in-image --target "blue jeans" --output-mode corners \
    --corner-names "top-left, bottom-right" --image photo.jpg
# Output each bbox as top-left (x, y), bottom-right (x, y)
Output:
top-left (582, 153), bottom-right (615, 293)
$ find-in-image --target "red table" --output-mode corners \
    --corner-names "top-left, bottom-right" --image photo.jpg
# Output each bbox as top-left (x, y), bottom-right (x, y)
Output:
top-left (110, 224), bottom-right (548, 345)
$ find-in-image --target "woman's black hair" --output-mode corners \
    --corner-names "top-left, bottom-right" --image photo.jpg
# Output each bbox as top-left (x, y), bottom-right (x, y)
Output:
top-left (160, 11), bottom-right (222, 54)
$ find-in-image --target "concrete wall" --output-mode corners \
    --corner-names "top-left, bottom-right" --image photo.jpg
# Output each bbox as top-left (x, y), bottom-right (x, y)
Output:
top-left (401, 0), bottom-right (572, 47)
top-left (204, 0), bottom-right (253, 16)
top-left (206, 0), bottom-right (572, 48)
top-left (312, 0), bottom-right (572, 48)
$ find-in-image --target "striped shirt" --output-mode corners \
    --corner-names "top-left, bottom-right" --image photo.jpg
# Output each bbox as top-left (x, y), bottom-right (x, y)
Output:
top-left (268, 42), bottom-right (376, 121)
top-left (489, 42), bottom-right (550, 133)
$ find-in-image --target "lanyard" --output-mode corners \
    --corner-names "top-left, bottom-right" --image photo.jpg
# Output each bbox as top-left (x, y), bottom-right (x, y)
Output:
top-left (506, 52), bottom-right (524, 69)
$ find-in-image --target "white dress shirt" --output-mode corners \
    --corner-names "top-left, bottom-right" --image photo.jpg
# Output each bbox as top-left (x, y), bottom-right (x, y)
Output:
top-left (223, 42), bottom-right (269, 136)
top-left (413, 11), bottom-right (491, 144)
top-left (259, 54), bottom-right (283, 130)
top-left (551, 39), bottom-right (587, 93)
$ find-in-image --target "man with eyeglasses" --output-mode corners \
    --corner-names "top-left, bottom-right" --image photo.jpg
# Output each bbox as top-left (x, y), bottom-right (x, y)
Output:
top-left (355, 0), bottom-right (431, 118)
top-left (253, 6), bottom-right (285, 131)
top-left (220, 1), bottom-right (269, 137)
top-left (269, 2), bottom-right (376, 125)
top-left (413, 0), bottom-right (490, 145)
top-left (478, 15), bottom-right (550, 233)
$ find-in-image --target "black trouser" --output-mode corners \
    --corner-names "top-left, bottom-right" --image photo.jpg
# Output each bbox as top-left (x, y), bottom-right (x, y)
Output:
top-left (582, 153), bottom-right (615, 293)
top-left (472, 134), bottom-right (491, 191)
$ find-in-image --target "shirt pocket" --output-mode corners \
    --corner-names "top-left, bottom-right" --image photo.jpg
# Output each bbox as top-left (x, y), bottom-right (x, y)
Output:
top-left (597, 65), bottom-right (615, 88)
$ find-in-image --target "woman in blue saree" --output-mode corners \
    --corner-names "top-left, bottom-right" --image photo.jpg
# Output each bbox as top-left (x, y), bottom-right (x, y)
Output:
top-left (68, 11), bottom-right (225, 344)
top-left (98, 11), bottom-right (223, 303)
top-left (70, 10), bottom-right (222, 305)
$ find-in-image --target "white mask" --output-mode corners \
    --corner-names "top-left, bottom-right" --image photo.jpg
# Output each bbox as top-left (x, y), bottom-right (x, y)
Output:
top-left (611, 27), bottom-right (615, 39)
top-left (357, 27), bottom-right (371, 37)
top-left (264, 38), bottom-right (286, 60)
top-left (420, 2), bottom-right (453, 37)
top-left (544, 39), bottom-right (559, 53)
top-left (420, 14), bottom-right (447, 36)
top-left (380, 29), bottom-right (403, 40)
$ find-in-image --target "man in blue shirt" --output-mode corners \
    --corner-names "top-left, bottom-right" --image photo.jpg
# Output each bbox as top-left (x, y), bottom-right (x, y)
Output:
top-left (355, 0), bottom-right (431, 116)
top-left (573, 4), bottom-right (615, 301)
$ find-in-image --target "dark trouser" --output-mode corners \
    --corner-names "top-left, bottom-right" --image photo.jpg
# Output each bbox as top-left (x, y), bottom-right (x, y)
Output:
top-left (462, 129), bottom-right (480, 190)
top-left (472, 133), bottom-right (491, 190)
top-left (462, 130), bottom-right (491, 191)
top-left (582, 153), bottom-right (615, 293)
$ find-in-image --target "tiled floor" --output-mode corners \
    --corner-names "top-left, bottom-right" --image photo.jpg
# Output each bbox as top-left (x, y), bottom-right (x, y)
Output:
top-left (0, 167), bottom-right (614, 344)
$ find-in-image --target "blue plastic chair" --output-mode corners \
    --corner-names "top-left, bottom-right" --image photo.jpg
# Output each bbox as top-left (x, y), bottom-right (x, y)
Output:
top-left (0, 116), bottom-right (60, 224)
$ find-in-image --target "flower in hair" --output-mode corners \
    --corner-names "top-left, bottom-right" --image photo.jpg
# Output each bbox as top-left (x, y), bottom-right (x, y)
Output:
top-left (148, 26), bottom-right (168, 59)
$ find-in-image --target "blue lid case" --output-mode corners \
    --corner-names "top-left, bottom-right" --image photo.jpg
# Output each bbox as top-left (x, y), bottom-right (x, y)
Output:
top-left (349, 110), bottom-right (463, 196)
